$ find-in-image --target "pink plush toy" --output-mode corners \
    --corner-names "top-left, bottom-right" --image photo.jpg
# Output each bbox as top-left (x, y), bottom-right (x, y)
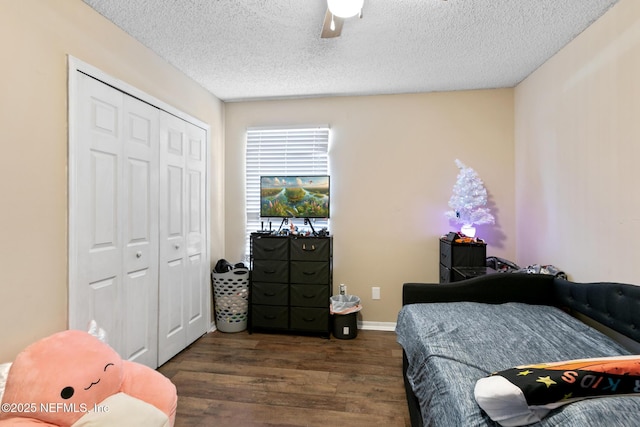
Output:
top-left (0, 330), bottom-right (177, 426)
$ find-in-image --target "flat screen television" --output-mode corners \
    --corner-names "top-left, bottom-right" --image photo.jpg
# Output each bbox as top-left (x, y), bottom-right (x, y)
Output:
top-left (260, 175), bottom-right (330, 219)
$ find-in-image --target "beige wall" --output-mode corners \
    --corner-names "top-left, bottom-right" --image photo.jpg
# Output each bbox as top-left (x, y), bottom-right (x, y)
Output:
top-left (0, 0), bottom-right (224, 362)
top-left (225, 91), bottom-right (515, 324)
top-left (515, 0), bottom-right (640, 284)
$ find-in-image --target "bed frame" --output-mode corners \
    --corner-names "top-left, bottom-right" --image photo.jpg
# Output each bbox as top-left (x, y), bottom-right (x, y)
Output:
top-left (401, 273), bottom-right (640, 427)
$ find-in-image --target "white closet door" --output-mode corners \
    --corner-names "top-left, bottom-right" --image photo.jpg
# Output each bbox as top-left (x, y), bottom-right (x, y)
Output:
top-left (158, 113), bottom-right (187, 364)
top-left (184, 121), bottom-right (207, 344)
top-left (71, 72), bottom-right (159, 368)
top-left (121, 95), bottom-right (160, 367)
top-left (72, 73), bottom-right (123, 349)
top-left (69, 60), bottom-right (210, 370)
top-left (158, 113), bottom-right (207, 365)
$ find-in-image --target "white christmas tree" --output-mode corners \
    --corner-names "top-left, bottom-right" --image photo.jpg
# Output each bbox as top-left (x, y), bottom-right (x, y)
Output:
top-left (445, 159), bottom-right (494, 234)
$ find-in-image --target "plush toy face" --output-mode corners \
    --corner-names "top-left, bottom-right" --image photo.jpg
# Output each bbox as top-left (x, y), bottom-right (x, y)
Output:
top-left (0, 330), bottom-right (124, 426)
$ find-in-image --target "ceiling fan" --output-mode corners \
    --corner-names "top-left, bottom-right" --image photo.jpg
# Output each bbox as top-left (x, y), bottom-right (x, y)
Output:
top-left (320, 0), bottom-right (364, 39)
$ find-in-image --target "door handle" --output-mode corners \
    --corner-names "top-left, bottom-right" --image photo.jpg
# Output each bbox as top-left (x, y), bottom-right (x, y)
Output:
top-left (174, 244), bottom-right (180, 250)
top-left (136, 251), bottom-right (142, 258)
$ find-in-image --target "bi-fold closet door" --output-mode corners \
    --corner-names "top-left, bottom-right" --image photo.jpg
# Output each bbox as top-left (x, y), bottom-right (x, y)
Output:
top-left (69, 70), bottom-right (208, 368)
top-left (158, 112), bottom-right (208, 366)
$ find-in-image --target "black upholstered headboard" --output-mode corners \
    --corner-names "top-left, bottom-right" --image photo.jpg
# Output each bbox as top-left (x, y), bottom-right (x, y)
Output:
top-left (403, 273), bottom-right (556, 306)
top-left (402, 274), bottom-right (640, 346)
top-left (553, 278), bottom-right (640, 344)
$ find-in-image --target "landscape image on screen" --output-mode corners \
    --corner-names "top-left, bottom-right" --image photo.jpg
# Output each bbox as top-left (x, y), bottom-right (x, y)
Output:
top-left (260, 176), bottom-right (330, 218)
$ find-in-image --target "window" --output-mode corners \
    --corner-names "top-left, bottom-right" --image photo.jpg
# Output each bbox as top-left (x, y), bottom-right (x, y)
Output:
top-left (245, 126), bottom-right (330, 257)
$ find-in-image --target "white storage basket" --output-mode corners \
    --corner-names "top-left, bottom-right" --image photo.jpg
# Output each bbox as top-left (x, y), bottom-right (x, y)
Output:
top-left (212, 268), bottom-right (249, 333)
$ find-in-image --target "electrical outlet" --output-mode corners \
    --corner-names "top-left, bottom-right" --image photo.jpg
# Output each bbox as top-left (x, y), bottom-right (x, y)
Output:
top-left (372, 286), bottom-right (381, 300)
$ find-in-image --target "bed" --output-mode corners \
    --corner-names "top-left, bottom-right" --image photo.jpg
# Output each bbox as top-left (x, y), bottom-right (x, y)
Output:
top-left (396, 273), bottom-right (640, 427)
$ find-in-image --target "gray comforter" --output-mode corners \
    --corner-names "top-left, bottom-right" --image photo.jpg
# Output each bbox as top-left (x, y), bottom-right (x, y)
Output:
top-left (396, 302), bottom-right (640, 426)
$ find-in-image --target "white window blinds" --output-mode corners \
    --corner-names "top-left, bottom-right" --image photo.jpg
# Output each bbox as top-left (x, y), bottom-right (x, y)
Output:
top-left (245, 126), bottom-right (330, 255)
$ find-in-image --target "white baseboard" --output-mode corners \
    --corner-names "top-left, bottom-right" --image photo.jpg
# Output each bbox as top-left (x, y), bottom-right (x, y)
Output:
top-left (358, 321), bottom-right (396, 332)
top-left (208, 321), bottom-right (396, 333)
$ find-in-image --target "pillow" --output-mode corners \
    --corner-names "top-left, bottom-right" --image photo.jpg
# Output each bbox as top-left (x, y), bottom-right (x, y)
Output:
top-left (474, 355), bottom-right (640, 427)
top-left (0, 329), bottom-right (176, 426)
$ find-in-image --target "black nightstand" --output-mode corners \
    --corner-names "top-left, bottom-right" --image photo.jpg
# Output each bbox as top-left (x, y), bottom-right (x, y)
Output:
top-left (439, 237), bottom-right (487, 283)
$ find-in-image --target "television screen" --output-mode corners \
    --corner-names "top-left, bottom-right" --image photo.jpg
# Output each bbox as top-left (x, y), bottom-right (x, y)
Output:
top-left (260, 176), bottom-right (330, 218)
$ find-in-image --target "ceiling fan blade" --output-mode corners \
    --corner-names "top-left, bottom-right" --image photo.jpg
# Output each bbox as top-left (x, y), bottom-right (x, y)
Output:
top-left (320, 8), bottom-right (343, 38)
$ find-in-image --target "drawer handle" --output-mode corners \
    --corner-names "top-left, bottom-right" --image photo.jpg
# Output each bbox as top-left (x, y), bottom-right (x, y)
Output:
top-left (303, 271), bottom-right (316, 276)
top-left (264, 270), bottom-right (276, 274)
top-left (302, 244), bottom-right (316, 251)
top-left (264, 315), bottom-right (277, 320)
top-left (264, 247), bottom-right (275, 252)
top-left (303, 294), bottom-right (315, 299)
top-left (303, 317), bottom-right (316, 322)
top-left (264, 292), bottom-right (276, 297)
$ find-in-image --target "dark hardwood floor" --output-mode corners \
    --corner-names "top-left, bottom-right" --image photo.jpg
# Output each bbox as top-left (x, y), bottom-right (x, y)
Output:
top-left (158, 329), bottom-right (410, 426)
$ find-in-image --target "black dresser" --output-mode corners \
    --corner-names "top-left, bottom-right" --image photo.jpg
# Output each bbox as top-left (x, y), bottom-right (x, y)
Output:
top-left (249, 234), bottom-right (333, 336)
top-left (439, 237), bottom-right (486, 283)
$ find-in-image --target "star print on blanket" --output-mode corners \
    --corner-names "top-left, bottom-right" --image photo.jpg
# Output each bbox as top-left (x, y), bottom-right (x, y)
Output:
top-left (474, 355), bottom-right (640, 427)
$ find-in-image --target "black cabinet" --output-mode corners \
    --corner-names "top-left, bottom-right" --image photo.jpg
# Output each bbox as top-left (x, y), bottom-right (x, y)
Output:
top-left (439, 237), bottom-right (486, 283)
top-left (250, 234), bottom-right (332, 336)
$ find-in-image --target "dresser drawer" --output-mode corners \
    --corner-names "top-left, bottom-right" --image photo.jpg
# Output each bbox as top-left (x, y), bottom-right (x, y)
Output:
top-left (252, 260), bottom-right (288, 283)
top-left (251, 305), bottom-right (288, 329)
top-left (290, 284), bottom-right (328, 307)
top-left (439, 239), bottom-right (486, 268)
top-left (439, 264), bottom-right (451, 283)
top-left (290, 307), bottom-right (328, 332)
top-left (290, 261), bottom-right (329, 285)
top-left (439, 240), bottom-right (453, 267)
top-left (252, 282), bottom-right (288, 306)
top-left (290, 238), bottom-right (330, 261)
top-left (252, 237), bottom-right (289, 260)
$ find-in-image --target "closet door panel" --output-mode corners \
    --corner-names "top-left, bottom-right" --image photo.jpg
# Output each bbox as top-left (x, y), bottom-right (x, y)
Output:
top-left (185, 124), bottom-right (207, 343)
top-left (187, 253), bottom-right (203, 325)
top-left (125, 157), bottom-right (152, 266)
top-left (161, 258), bottom-right (186, 342)
top-left (158, 113), bottom-right (188, 365)
top-left (167, 165), bottom-right (184, 239)
top-left (158, 114), bottom-right (207, 362)
top-left (188, 170), bottom-right (202, 249)
top-left (121, 96), bottom-right (159, 367)
top-left (86, 150), bottom-right (120, 282)
top-left (72, 73), bottom-right (160, 368)
top-left (88, 277), bottom-right (120, 345)
top-left (123, 269), bottom-right (153, 361)
top-left (74, 73), bottom-right (125, 357)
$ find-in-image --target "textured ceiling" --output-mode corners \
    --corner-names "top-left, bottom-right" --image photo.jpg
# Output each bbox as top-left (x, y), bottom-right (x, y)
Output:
top-left (82, 0), bottom-right (619, 102)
